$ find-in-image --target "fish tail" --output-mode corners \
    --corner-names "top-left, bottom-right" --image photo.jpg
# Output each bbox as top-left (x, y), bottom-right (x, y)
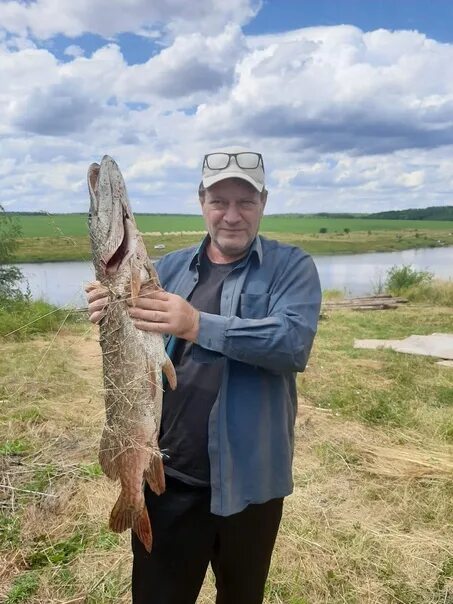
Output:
top-left (109, 494), bottom-right (153, 552)
top-left (144, 453), bottom-right (166, 496)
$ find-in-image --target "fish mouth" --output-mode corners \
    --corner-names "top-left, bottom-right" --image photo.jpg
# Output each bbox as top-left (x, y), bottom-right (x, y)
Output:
top-left (88, 156), bottom-right (136, 276)
top-left (102, 215), bottom-right (135, 276)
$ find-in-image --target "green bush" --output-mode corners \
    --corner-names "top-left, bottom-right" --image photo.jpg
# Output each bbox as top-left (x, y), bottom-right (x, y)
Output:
top-left (319, 227), bottom-right (328, 234)
top-left (0, 205), bottom-right (24, 298)
top-left (0, 297), bottom-right (74, 338)
top-left (385, 265), bottom-right (433, 295)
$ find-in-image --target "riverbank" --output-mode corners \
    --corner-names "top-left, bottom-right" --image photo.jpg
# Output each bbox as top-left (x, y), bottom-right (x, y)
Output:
top-left (10, 228), bottom-right (453, 262)
top-left (1, 302), bottom-right (452, 602)
top-left (12, 247), bottom-right (453, 307)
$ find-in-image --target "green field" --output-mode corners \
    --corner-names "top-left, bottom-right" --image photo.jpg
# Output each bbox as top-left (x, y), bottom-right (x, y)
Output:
top-left (7, 213), bottom-right (453, 262)
top-left (13, 213), bottom-right (453, 237)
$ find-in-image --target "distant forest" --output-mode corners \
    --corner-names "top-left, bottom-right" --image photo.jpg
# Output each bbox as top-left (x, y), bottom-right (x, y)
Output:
top-left (6, 206), bottom-right (453, 220)
top-left (311, 206), bottom-right (453, 220)
top-left (367, 206), bottom-right (453, 220)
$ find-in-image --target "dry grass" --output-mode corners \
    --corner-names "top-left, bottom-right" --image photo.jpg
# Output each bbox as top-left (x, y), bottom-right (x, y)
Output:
top-left (403, 280), bottom-right (453, 307)
top-left (1, 305), bottom-right (453, 603)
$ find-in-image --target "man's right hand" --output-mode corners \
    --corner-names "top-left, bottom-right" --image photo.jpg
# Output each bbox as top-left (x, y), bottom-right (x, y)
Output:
top-left (85, 281), bottom-right (109, 324)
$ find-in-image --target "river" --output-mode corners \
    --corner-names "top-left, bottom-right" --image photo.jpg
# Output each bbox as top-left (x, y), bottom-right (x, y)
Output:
top-left (13, 246), bottom-right (453, 307)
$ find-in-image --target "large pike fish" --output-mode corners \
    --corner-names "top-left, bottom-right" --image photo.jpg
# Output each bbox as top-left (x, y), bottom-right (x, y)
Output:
top-left (87, 155), bottom-right (176, 552)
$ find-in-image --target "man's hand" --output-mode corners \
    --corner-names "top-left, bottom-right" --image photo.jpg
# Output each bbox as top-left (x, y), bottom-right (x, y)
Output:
top-left (128, 289), bottom-right (200, 342)
top-left (85, 281), bottom-right (109, 324)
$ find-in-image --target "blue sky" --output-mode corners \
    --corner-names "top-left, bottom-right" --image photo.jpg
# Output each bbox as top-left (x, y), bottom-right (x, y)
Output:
top-left (1, 0), bottom-right (452, 214)
top-left (245, 0), bottom-right (453, 42)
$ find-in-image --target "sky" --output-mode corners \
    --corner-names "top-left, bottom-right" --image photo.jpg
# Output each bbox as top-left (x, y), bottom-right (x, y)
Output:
top-left (1, 0), bottom-right (453, 215)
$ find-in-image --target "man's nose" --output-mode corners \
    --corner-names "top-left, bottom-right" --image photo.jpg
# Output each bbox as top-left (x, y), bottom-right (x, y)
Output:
top-left (224, 203), bottom-right (241, 223)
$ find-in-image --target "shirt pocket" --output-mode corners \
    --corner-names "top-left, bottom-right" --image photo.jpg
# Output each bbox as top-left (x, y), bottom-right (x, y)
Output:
top-left (239, 293), bottom-right (270, 319)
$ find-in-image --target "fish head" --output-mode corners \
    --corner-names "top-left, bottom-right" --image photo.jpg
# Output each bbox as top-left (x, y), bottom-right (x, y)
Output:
top-left (88, 155), bottom-right (140, 280)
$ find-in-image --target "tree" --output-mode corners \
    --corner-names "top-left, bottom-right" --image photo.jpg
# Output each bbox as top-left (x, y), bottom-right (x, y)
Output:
top-left (0, 205), bottom-right (24, 298)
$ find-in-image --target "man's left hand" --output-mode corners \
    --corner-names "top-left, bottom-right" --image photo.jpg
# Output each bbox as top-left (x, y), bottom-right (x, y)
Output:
top-left (128, 288), bottom-right (199, 342)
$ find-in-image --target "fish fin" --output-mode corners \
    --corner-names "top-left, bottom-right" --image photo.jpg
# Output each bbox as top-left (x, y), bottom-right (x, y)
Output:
top-left (133, 505), bottom-right (153, 553)
top-left (144, 454), bottom-right (166, 496)
top-left (99, 428), bottom-right (119, 480)
top-left (130, 263), bottom-right (142, 303)
top-left (144, 260), bottom-right (161, 290)
top-left (163, 355), bottom-right (177, 390)
top-left (109, 495), bottom-right (153, 552)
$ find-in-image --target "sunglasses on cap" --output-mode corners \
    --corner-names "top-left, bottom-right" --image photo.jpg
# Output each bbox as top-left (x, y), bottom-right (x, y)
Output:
top-left (203, 152), bottom-right (264, 171)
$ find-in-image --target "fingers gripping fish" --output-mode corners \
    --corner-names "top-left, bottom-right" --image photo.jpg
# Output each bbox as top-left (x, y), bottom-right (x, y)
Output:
top-left (87, 155), bottom-right (176, 552)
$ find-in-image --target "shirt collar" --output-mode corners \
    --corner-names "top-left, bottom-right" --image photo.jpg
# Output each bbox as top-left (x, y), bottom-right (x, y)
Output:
top-left (189, 234), bottom-right (263, 269)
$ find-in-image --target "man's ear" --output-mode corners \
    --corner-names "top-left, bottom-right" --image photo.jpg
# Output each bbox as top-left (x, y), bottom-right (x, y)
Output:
top-left (261, 188), bottom-right (268, 209)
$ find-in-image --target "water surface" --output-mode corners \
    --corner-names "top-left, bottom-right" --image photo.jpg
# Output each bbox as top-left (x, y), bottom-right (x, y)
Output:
top-left (14, 246), bottom-right (453, 307)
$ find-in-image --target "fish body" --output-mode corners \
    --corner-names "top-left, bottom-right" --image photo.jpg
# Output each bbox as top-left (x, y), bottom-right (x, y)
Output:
top-left (87, 155), bottom-right (176, 552)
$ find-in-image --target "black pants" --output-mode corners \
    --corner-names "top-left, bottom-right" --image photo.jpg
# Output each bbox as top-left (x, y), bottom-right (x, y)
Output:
top-left (132, 477), bottom-right (283, 604)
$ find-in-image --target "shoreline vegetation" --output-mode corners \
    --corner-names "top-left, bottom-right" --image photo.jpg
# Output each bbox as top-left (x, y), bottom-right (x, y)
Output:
top-left (1, 284), bottom-right (452, 602)
top-left (9, 228), bottom-right (453, 263)
top-left (4, 212), bottom-right (453, 262)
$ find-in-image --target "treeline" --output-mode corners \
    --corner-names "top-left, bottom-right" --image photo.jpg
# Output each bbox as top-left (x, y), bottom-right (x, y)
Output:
top-left (4, 211), bottom-right (200, 217)
top-left (368, 206), bottom-right (453, 221)
top-left (6, 207), bottom-right (453, 220)
top-left (264, 207), bottom-right (453, 220)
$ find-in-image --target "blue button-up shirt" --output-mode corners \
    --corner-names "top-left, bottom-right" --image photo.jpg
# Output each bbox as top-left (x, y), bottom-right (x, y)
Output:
top-left (155, 235), bottom-right (321, 516)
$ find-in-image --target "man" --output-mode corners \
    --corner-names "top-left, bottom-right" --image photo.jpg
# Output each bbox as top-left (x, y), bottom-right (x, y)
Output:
top-left (87, 147), bottom-right (322, 604)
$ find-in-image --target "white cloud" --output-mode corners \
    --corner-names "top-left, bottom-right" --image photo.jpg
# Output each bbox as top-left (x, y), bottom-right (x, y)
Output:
top-left (398, 170), bottom-right (425, 189)
top-left (1, 15), bottom-right (453, 214)
top-left (64, 44), bottom-right (84, 58)
top-left (115, 24), bottom-right (247, 103)
top-left (192, 25), bottom-right (453, 155)
top-left (0, 0), bottom-right (261, 39)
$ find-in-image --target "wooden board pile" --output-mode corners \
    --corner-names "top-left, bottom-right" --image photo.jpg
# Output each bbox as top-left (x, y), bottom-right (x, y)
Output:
top-left (323, 294), bottom-right (408, 311)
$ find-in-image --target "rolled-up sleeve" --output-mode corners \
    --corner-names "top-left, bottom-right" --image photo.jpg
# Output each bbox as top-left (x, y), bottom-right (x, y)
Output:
top-left (196, 251), bottom-right (321, 373)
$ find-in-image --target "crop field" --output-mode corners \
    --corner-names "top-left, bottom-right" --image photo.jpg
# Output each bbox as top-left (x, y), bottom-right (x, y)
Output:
top-left (8, 213), bottom-right (453, 262)
top-left (1, 299), bottom-right (452, 603)
top-left (12, 213), bottom-right (453, 238)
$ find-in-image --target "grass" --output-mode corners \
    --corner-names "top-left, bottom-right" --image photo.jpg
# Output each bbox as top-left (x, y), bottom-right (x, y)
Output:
top-left (13, 213), bottom-right (453, 238)
top-left (0, 300), bottom-right (452, 602)
top-left (5, 572), bottom-right (40, 604)
top-left (397, 280), bottom-right (453, 307)
top-left (7, 212), bottom-right (453, 262)
top-left (0, 439), bottom-right (29, 456)
top-left (10, 228), bottom-right (453, 262)
top-left (0, 297), bottom-right (81, 338)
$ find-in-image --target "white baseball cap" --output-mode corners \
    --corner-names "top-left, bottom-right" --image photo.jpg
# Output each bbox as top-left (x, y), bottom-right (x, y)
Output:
top-left (202, 146), bottom-right (265, 192)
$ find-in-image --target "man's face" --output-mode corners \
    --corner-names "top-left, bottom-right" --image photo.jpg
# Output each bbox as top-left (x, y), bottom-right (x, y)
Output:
top-left (200, 178), bottom-right (266, 260)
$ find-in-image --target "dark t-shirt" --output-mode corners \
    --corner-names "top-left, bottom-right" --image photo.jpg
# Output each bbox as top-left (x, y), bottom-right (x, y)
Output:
top-left (160, 252), bottom-right (240, 486)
